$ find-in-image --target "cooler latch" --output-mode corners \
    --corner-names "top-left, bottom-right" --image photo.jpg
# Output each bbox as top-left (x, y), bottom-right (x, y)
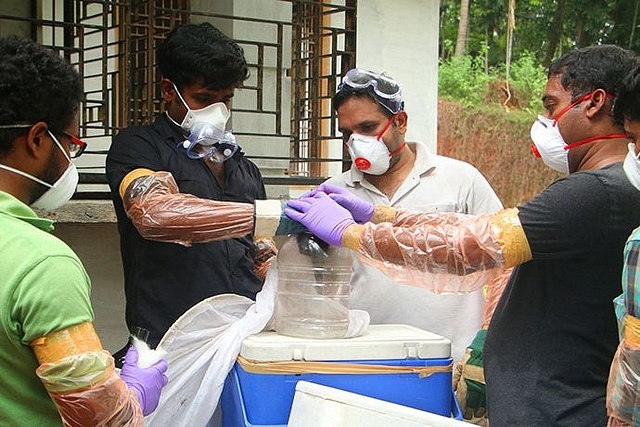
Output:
top-left (290, 345), bottom-right (305, 361)
top-left (404, 342), bottom-right (420, 359)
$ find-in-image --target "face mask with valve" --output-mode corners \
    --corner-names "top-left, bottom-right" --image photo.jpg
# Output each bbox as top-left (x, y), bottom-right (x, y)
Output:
top-left (168, 83), bottom-right (238, 163)
top-left (346, 114), bottom-right (404, 176)
top-left (529, 92), bottom-right (626, 174)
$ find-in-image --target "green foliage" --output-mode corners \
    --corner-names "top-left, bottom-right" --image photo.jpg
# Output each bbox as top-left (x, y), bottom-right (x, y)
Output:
top-left (439, 0), bottom-right (640, 69)
top-left (508, 53), bottom-right (546, 89)
top-left (438, 100), bottom-right (562, 208)
top-left (438, 54), bottom-right (492, 106)
top-left (438, 51), bottom-right (547, 111)
top-left (505, 52), bottom-right (547, 111)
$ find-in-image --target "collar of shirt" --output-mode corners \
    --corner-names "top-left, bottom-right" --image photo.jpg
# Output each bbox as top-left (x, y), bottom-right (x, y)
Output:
top-left (0, 190), bottom-right (55, 232)
top-left (156, 114), bottom-right (188, 143)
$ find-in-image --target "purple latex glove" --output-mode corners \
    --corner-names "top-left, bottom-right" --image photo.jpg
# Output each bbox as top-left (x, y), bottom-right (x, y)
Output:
top-left (119, 345), bottom-right (168, 416)
top-left (317, 183), bottom-right (374, 224)
top-left (285, 192), bottom-right (356, 246)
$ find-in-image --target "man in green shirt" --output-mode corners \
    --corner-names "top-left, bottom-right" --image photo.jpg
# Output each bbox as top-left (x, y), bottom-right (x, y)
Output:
top-left (0, 35), bottom-right (167, 426)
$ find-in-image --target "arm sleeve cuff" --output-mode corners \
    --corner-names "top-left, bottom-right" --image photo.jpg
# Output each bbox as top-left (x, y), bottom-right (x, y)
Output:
top-left (119, 168), bottom-right (155, 199)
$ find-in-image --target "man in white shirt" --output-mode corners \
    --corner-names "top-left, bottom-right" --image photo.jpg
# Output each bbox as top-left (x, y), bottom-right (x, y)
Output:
top-left (324, 68), bottom-right (503, 360)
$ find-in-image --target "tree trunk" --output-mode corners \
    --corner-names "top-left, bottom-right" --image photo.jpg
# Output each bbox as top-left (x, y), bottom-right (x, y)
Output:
top-left (630, 0), bottom-right (639, 48)
top-left (543, 0), bottom-right (566, 67)
top-left (574, 12), bottom-right (586, 47)
top-left (454, 0), bottom-right (470, 57)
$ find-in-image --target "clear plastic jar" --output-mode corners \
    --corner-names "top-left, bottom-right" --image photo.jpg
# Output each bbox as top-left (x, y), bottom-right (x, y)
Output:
top-left (274, 232), bottom-right (353, 339)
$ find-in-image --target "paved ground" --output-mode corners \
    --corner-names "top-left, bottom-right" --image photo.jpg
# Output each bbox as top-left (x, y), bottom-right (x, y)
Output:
top-left (53, 222), bottom-right (129, 354)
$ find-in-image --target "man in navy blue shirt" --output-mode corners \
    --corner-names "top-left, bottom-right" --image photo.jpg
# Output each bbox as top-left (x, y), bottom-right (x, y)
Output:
top-left (107, 23), bottom-right (268, 352)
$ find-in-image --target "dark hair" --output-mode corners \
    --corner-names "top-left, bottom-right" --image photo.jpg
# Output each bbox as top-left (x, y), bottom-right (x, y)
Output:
top-left (0, 36), bottom-right (83, 156)
top-left (613, 64), bottom-right (640, 123)
top-left (548, 45), bottom-right (638, 102)
top-left (157, 22), bottom-right (249, 91)
top-left (332, 87), bottom-right (395, 119)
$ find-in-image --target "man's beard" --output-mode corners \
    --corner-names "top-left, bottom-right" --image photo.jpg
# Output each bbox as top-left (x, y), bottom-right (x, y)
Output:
top-left (29, 153), bottom-right (65, 205)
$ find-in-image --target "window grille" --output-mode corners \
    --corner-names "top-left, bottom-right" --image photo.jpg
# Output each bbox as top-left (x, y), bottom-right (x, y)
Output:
top-left (0, 0), bottom-right (356, 195)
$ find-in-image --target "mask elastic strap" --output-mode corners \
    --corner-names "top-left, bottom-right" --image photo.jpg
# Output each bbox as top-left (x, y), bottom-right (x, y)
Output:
top-left (564, 133), bottom-right (628, 151)
top-left (171, 82), bottom-right (191, 110)
top-left (0, 163), bottom-right (53, 188)
top-left (0, 130), bottom-right (71, 187)
top-left (376, 113), bottom-right (398, 140)
top-left (47, 131), bottom-right (71, 163)
top-left (165, 111), bottom-right (184, 129)
top-left (377, 113), bottom-right (404, 157)
top-left (388, 142), bottom-right (406, 157)
top-left (552, 92), bottom-right (615, 127)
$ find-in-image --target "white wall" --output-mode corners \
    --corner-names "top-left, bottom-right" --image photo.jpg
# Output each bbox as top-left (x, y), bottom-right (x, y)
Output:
top-left (356, 0), bottom-right (439, 151)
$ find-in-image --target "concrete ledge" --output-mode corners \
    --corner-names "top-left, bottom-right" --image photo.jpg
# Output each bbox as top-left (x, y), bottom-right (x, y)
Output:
top-left (34, 174), bottom-right (327, 223)
top-left (35, 200), bottom-right (117, 223)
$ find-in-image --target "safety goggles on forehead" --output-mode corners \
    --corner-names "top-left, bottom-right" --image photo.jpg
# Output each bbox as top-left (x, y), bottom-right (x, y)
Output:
top-left (340, 68), bottom-right (401, 98)
top-left (337, 68), bottom-right (404, 114)
top-left (0, 124), bottom-right (87, 158)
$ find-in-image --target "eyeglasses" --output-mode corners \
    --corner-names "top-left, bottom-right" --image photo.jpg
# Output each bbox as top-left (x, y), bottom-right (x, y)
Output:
top-left (55, 130), bottom-right (87, 158)
top-left (337, 68), bottom-right (404, 114)
top-left (0, 124), bottom-right (87, 158)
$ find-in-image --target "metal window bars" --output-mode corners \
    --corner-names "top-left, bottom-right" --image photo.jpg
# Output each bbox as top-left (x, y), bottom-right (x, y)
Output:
top-left (0, 0), bottom-right (356, 196)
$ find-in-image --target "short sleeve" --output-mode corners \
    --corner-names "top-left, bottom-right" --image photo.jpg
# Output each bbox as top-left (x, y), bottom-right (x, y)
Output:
top-left (106, 126), bottom-right (164, 196)
top-left (13, 255), bottom-right (94, 344)
top-left (518, 173), bottom-right (612, 259)
top-left (622, 231), bottom-right (640, 317)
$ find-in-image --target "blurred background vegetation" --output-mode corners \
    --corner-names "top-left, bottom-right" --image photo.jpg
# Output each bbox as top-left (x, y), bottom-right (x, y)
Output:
top-left (439, 0), bottom-right (640, 69)
top-left (435, 0), bottom-right (638, 207)
top-left (436, 100), bottom-right (561, 208)
top-left (436, 51), bottom-right (557, 208)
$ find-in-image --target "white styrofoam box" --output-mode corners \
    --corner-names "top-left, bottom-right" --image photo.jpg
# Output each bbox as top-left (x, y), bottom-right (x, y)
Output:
top-left (288, 381), bottom-right (468, 427)
top-left (240, 324), bottom-right (451, 361)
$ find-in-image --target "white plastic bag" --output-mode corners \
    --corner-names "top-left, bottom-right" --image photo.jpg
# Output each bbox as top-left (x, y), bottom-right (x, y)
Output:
top-left (144, 266), bottom-right (275, 426)
top-left (145, 260), bottom-right (369, 426)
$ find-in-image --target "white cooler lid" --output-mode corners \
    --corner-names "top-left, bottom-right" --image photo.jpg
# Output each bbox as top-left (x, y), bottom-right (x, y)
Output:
top-left (289, 381), bottom-right (469, 427)
top-left (239, 324), bottom-right (451, 361)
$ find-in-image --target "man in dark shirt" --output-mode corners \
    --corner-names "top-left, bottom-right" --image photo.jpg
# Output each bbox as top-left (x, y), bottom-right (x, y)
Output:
top-left (605, 60), bottom-right (640, 427)
top-left (286, 45), bottom-right (640, 425)
top-left (106, 23), bottom-right (269, 350)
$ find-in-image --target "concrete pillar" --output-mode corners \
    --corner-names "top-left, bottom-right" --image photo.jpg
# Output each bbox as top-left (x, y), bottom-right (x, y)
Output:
top-left (356, 0), bottom-right (439, 151)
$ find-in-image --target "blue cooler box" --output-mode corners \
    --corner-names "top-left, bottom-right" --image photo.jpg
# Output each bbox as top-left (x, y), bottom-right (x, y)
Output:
top-left (221, 324), bottom-right (460, 426)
